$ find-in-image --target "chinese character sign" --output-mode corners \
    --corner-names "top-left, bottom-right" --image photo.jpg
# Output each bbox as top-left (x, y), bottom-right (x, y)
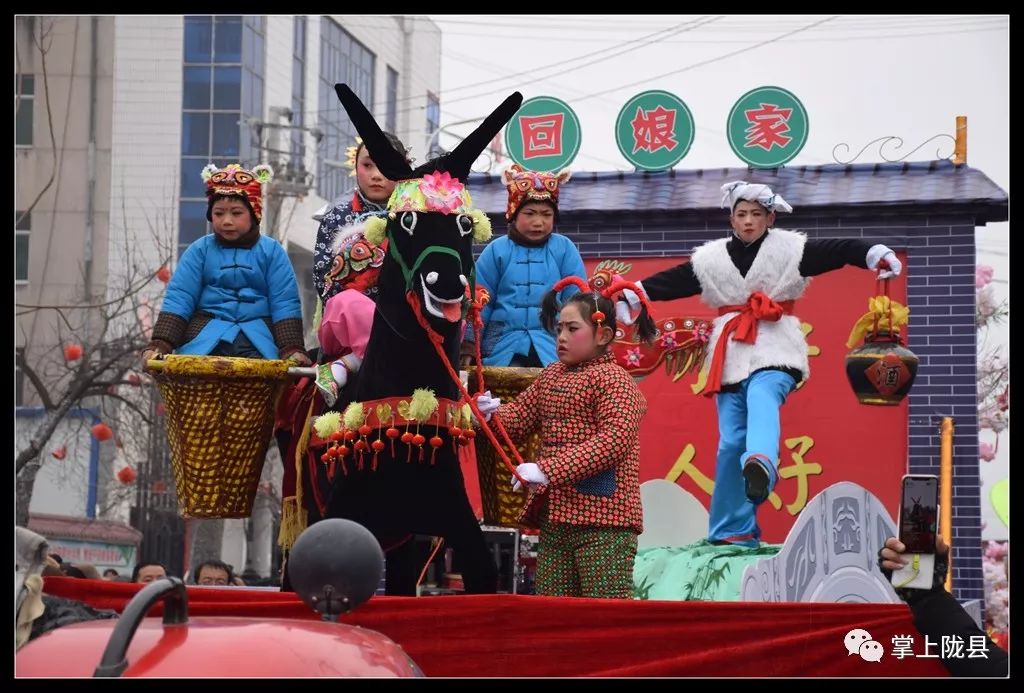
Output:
top-left (615, 90), bottom-right (694, 171)
top-left (727, 86), bottom-right (809, 168)
top-left (504, 96), bottom-right (581, 172)
top-left (585, 255), bottom-right (908, 543)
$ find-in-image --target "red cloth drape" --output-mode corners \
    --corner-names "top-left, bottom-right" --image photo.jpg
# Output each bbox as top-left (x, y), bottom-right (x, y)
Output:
top-left (39, 578), bottom-right (947, 677)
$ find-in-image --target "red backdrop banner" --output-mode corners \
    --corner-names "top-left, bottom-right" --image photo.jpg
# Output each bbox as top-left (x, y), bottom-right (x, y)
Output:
top-left (585, 255), bottom-right (909, 542)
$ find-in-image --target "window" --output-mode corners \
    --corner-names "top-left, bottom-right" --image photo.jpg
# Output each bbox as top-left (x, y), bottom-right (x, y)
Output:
top-left (179, 15), bottom-right (265, 257)
top-left (16, 74), bottom-right (34, 146)
top-left (16, 210), bottom-right (30, 282)
top-left (426, 92), bottom-right (440, 156)
top-left (291, 16), bottom-right (307, 165)
top-left (386, 66), bottom-right (398, 134)
top-left (318, 17), bottom-right (375, 203)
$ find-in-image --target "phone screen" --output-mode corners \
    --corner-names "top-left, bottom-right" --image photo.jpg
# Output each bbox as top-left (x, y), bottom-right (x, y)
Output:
top-left (899, 476), bottom-right (938, 553)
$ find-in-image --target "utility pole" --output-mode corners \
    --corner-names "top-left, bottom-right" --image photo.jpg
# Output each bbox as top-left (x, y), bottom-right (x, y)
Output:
top-left (245, 107), bottom-right (321, 242)
top-left (239, 107), bottom-right (325, 578)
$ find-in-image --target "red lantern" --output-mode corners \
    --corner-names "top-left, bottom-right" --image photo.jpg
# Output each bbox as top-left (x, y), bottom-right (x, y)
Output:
top-left (51, 445), bottom-right (67, 460)
top-left (63, 344), bottom-right (83, 361)
top-left (127, 372), bottom-right (142, 386)
top-left (91, 422), bottom-right (113, 441)
top-left (117, 466), bottom-right (137, 485)
top-left (156, 266), bottom-right (171, 283)
top-left (156, 402), bottom-right (166, 416)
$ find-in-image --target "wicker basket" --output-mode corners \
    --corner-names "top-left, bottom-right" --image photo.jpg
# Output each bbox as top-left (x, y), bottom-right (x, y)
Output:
top-left (151, 355), bottom-right (292, 519)
top-left (474, 366), bottom-right (543, 527)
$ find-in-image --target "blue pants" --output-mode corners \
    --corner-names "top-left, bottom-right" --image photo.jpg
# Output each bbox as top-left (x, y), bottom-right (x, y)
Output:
top-left (708, 370), bottom-right (796, 547)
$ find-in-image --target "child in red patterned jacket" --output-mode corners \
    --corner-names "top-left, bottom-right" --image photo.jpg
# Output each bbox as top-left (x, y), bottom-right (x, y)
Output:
top-left (490, 287), bottom-right (656, 598)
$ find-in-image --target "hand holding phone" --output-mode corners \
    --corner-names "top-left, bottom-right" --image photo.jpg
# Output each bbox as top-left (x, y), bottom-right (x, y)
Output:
top-left (891, 474), bottom-right (940, 590)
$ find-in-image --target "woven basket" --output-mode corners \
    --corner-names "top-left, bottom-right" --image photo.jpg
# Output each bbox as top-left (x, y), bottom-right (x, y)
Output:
top-left (474, 366), bottom-right (543, 527)
top-left (151, 355), bottom-right (292, 519)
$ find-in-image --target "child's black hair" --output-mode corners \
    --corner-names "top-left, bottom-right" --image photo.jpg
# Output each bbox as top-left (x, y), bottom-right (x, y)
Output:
top-left (540, 289), bottom-right (657, 345)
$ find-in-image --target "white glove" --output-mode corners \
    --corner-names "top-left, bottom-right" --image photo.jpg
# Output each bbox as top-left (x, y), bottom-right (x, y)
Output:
top-left (616, 286), bottom-right (644, 326)
top-left (476, 390), bottom-right (501, 422)
top-left (866, 245), bottom-right (902, 279)
top-left (615, 300), bottom-right (634, 326)
top-left (510, 462), bottom-right (549, 492)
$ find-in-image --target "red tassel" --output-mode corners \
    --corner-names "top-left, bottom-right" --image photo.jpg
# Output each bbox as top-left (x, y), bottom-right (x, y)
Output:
top-left (429, 435), bottom-right (443, 465)
top-left (327, 459), bottom-right (336, 481)
top-left (401, 429), bottom-right (414, 463)
top-left (386, 426), bottom-right (400, 456)
top-left (371, 440), bottom-right (385, 472)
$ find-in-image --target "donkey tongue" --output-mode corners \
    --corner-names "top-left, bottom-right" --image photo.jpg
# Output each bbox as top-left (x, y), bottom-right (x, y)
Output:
top-left (442, 301), bottom-right (463, 323)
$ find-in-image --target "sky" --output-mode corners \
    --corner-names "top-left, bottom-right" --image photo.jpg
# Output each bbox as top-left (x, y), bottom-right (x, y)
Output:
top-left (427, 14), bottom-right (1010, 539)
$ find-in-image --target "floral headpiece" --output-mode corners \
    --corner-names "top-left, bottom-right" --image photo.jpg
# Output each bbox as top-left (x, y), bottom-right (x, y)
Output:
top-left (201, 163), bottom-right (274, 221)
top-left (362, 172), bottom-right (492, 245)
top-left (502, 164), bottom-right (571, 221)
top-left (551, 276), bottom-right (654, 330)
top-left (344, 137), bottom-right (363, 177)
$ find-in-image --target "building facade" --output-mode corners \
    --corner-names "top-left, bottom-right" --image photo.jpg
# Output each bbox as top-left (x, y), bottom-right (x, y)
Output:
top-left (15, 14), bottom-right (442, 577)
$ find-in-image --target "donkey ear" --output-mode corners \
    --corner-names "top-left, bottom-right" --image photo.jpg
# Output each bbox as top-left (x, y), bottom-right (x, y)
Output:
top-left (445, 92), bottom-right (523, 181)
top-left (334, 83), bottom-right (413, 181)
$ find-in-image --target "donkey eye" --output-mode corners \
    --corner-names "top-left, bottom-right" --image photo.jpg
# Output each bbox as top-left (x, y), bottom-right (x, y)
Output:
top-left (456, 214), bottom-right (473, 237)
top-left (399, 211), bottom-right (417, 235)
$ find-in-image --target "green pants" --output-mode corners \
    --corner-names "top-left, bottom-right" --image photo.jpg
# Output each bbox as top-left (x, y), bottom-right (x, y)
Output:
top-left (535, 519), bottom-right (638, 599)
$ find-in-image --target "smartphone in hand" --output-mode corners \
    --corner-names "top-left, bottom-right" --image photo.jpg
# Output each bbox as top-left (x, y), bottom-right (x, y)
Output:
top-left (891, 474), bottom-right (939, 590)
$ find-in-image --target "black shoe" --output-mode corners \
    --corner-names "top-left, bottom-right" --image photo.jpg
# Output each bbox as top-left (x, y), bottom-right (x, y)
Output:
top-left (743, 459), bottom-right (771, 504)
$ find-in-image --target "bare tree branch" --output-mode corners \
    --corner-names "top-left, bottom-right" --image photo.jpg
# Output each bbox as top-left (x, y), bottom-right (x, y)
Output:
top-left (16, 348), bottom-right (55, 410)
top-left (17, 339), bottom-right (147, 475)
top-left (16, 259), bottom-right (170, 312)
top-left (87, 390), bottom-right (154, 426)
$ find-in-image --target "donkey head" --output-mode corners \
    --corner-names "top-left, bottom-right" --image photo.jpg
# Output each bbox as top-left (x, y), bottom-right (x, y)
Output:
top-left (333, 84), bottom-right (522, 328)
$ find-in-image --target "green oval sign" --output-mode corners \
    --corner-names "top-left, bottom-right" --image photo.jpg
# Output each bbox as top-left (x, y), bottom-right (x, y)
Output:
top-left (504, 96), bottom-right (581, 172)
top-left (727, 86), bottom-right (808, 168)
top-left (615, 90), bottom-right (694, 171)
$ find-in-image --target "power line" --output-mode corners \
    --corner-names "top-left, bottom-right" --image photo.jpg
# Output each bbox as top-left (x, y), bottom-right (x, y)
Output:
top-left (579, 15), bottom-right (841, 102)
top-left (299, 16), bottom-right (1003, 123)
top-left (423, 14), bottom-right (1005, 32)
top-left (436, 15), bottom-right (718, 99)
top-left (301, 15), bottom-right (721, 120)
top-left (434, 24), bottom-right (1007, 43)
